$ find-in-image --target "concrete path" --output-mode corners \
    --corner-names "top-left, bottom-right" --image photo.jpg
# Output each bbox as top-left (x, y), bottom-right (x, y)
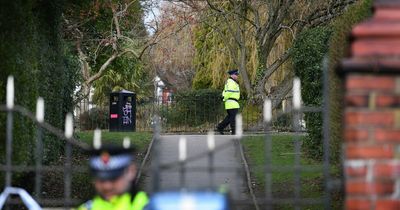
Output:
top-left (142, 135), bottom-right (248, 200)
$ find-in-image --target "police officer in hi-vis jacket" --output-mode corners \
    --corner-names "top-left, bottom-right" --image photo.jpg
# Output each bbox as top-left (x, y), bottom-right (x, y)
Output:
top-left (77, 145), bottom-right (149, 210)
top-left (217, 69), bottom-right (240, 135)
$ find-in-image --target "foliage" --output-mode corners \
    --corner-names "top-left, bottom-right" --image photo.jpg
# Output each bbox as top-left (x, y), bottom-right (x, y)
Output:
top-left (78, 107), bottom-right (109, 130)
top-left (272, 113), bottom-right (293, 132)
top-left (63, 0), bottom-right (150, 105)
top-left (291, 0), bottom-right (373, 163)
top-left (0, 0), bottom-right (79, 170)
top-left (191, 9), bottom-right (257, 97)
top-left (189, 0), bottom-right (355, 100)
top-left (92, 57), bottom-right (152, 106)
top-left (241, 102), bottom-right (262, 127)
top-left (192, 16), bottom-right (236, 90)
top-left (160, 89), bottom-right (224, 128)
top-left (328, 0), bottom-right (373, 164)
top-left (292, 26), bottom-right (332, 160)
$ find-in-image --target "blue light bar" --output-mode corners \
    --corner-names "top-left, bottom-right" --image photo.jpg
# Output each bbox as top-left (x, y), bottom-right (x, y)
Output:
top-left (147, 191), bottom-right (229, 210)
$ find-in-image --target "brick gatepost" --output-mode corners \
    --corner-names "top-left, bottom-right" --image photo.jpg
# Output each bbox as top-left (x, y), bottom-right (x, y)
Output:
top-left (341, 1), bottom-right (400, 209)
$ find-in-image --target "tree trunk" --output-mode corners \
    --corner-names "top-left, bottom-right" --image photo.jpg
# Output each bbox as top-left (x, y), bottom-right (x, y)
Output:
top-left (254, 40), bottom-right (273, 97)
top-left (80, 82), bottom-right (91, 112)
top-left (269, 75), bottom-right (293, 110)
top-left (256, 43), bottom-right (269, 74)
top-left (239, 45), bottom-right (252, 96)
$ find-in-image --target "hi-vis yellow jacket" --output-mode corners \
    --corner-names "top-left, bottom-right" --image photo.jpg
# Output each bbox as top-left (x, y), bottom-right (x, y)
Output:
top-left (77, 191), bottom-right (148, 210)
top-left (222, 77), bottom-right (240, 109)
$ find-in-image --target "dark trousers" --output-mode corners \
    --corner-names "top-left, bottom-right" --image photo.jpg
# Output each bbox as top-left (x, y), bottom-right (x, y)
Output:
top-left (217, 108), bottom-right (238, 134)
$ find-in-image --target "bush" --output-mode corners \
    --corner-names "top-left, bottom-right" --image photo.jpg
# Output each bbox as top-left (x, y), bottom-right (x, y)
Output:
top-left (0, 0), bottom-right (79, 190)
top-left (291, 0), bottom-right (373, 162)
top-left (160, 89), bottom-right (224, 128)
top-left (78, 107), bottom-right (109, 130)
top-left (0, 0), bottom-right (79, 168)
top-left (292, 26), bottom-right (332, 160)
top-left (272, 113), bottom-right (293, 132)
top-left (328, 0), bottom-right (373, 164)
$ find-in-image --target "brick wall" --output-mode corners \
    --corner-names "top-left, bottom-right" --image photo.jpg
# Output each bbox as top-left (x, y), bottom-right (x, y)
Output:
top-left (342, 1), bottom-right (400, 209)
top-left (344, 74), bottom-right (400, 209)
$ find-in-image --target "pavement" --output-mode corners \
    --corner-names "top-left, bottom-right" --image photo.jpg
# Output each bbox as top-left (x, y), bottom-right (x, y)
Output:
top-left (142, 135), bottom-right (248, 200)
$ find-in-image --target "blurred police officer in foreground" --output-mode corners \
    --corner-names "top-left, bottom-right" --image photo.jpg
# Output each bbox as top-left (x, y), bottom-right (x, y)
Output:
top-left (217, 69), bottom-right (240, 135)
top-left (77, 145), bottom-right (149, 210)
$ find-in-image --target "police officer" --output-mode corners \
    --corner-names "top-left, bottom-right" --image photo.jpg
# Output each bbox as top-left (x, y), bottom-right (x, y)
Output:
top-left (77, 145), bottom-right (149, 210)
top-left (217, 69), bottom-right (240, 135)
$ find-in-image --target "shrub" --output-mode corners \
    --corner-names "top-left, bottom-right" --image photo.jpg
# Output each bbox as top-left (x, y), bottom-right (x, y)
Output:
top-left (292, 26), bottom-right (332, 160)
top-left (328, 0), bottom-right (373, 164)
top-left (0, 0), bottom-right (79, 188)
top-left (160, 89), bottom-right (224, 128)
top-left (0, 0), bottom-right (79, 167)
top-left (272, 113), bottom-right (293, 132)
top-left (78, 107), bottom-right (109, 130)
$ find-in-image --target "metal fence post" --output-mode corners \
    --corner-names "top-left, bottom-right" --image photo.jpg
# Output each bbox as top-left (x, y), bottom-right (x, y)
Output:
top-left (322, 56), bottom-right (331, 210)
top-left (35, 97), bottom-right (45, 201)
top-left (64, 114), bottom-right (73, 208)
top-left (293, 78), bottom-right (302, 210)
top-left (264, 99), bottom-right (273, 210)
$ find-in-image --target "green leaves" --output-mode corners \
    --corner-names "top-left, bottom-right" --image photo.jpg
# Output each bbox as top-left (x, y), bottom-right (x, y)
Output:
top-left (0, 0), bottom-right (79, 167)
top-left (292, 26), bottom-right (331, 160)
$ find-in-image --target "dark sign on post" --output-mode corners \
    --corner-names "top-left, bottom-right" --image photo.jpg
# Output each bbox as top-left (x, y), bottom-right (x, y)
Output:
top-left (109, 90), bottom-right (136, 132)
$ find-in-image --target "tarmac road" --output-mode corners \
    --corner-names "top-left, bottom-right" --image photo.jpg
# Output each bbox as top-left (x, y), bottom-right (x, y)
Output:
top-left (142, 135), bottom-right (248, 201)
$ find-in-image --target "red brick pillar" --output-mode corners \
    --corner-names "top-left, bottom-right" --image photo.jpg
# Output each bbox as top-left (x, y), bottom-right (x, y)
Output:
top-left (341, 1), bottom-right (400, 209)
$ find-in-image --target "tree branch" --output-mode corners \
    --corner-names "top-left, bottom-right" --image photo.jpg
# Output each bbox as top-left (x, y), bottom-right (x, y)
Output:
top-left (269, 74), bottom-right (293, 110)
top-left (206, 0), bottom-right (223, 13)
top-left (255, 49), bottom-right (292, 95)
top-left (87, 52), bottom-right (118, 85)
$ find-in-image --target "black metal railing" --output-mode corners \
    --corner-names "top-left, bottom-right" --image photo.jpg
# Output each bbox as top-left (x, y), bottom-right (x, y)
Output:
top-left (1, 62), bottom-right (342, 210)
top-left (144, 64), bottom-right (342, 209)
top-left (74, 96), bottom-right (297, 133)
top-left (0, 103), bottom-right (91, 209)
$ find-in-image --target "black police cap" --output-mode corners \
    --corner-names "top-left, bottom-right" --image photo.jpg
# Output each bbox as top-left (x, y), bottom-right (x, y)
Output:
top-left (227, 69), bottom-right (239, 75)
top-left (88, 145), bottom-right (136, 180)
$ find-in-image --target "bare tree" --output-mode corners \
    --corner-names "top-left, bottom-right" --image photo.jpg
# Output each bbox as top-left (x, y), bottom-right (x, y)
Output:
top-left (149, 2), bottom-right (198, 91)
top-left (170, 0), bottom-right (356, 105)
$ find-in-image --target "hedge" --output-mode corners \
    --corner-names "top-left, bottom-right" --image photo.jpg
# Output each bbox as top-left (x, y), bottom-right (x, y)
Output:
top-left (291, 0), bottom-right (373, 163)
top-left (0, 0), bottom-right (79, 176)
top-left (161, 89), bottom-right (224, 128)
top-left (328, 0), bottom-right (373, 164)
top-left (292, 27), bottom-right (332, 160)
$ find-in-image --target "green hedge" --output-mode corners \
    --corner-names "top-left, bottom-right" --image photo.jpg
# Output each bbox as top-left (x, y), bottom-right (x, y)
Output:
top-left (291, 0), bottom-right (373, 163)
top-left (328, 0), bottom-right (373, 164)
top-left (292, 27), bottom-right (332, 160)
top-left (160, 89), bottom-right (224, 128)
top-left (0, 0), bottom-right (79, 171)
top-left (79, 107), bottom-right (109, 130)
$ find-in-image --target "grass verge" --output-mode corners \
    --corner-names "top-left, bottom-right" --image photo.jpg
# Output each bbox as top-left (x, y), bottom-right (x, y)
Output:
top-left (242, 134), bottom-right (342, 210)
top-left (76, 130), bottom-right (152, 152)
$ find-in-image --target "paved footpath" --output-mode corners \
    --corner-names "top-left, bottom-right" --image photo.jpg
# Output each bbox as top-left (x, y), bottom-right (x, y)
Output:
top-left (142, 135), bottom-right (248, 200)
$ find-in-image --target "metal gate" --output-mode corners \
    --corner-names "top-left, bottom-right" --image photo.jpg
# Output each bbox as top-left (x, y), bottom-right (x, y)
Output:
top-left (0, 61), bottom-right (341, 209)
top-left (146, 64), bottom-right (342, 209)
